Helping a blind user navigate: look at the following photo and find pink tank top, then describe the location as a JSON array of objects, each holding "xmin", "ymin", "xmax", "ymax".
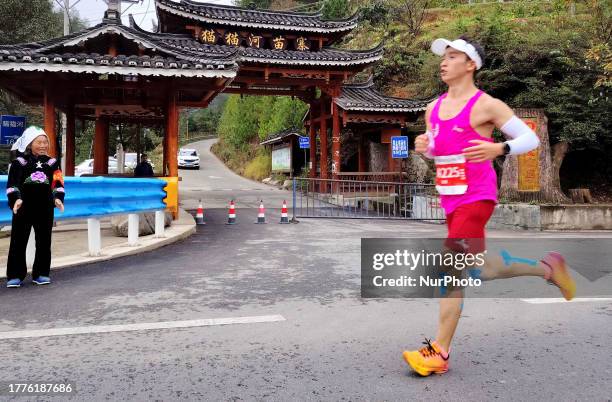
[{"xmin": 429, "ymin": 90, "xmax": 498, "ymax": 215}]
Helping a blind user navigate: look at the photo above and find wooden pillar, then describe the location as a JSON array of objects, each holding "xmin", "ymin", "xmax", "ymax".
[
  {"xmin": 358, "ymin": 133, "xmax": 367, "ymax": 172},
  {"xmin": 165, "ymin": 91, "xmax": 179, "ymax": 177},
  {"xmin": 93, "ymin": 116, "xmax": 109, "ymax": 175},
  {"xmin": 162, "ymin": 125, "xmax": 168, "ymax": 176},
  {"xmin": 309, "ymin": 104, "xmax": 317, "ymax": 179},
  {"xmin": 331, "ymin": 100, "xmax": 341, "ymax": 178},
  {"xmin": 65, "ymin": 104, "xmax": 76, "ymax": 176},
  {"xmin": 319, "ymin": 99, "xmax": 328, "ymax": 180},
  {"xmin": 43, "ymin": 87, "xmax": 57, "ymax": 157}
]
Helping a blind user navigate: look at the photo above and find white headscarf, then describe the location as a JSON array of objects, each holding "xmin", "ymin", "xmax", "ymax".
[{"xmin": 11, "ymin": 126, "xmax": 49, "ymax": 153}]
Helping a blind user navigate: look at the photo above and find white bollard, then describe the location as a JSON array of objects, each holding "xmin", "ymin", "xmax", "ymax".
[
  {"xmin": 128, "ymin": 213, "xmax": 139, "ymax": 246},
  {"xmin": 87, "ymin": 218, "xmax": 101, "ymax": 256},
  {"xmin": 26, "ymin": 227, "xmax": 36, "ymax": 270},
  {"xmin": 154, "ymin": 210, "xmax": 165, "ymax": 238}
]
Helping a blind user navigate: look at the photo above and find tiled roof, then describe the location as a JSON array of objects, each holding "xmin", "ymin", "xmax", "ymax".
[
  {"xmin": 260, "ymin": 127, "xmax": 303, "ymax": 145},
  {"xmin": 156, "ymin": 0, "xmax": 359, "ymax": 33},
  {"xmin": 0, "ymin": 14, "xmax": 381, "ymax": 77},
  {"xmin": 335, "ymin": 77, "xmax": 433, "ymax": 113},
  {"xmin": 149, "ymin": 23, "xmax": 384, "ymax": 67},
  {"xmin": 0, "ymin": 18, "xmax": 238, "ymax": 78}
]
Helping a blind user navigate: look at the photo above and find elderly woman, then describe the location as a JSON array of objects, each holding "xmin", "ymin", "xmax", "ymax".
[{"xmin": 5, "ymin": 126, "xmax": 65, "ymax": 288}]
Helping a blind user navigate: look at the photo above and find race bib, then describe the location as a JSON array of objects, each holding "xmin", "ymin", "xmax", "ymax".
[{"xmin": 435, "ymin": 154, "xmax": 468, "ymax": 195}]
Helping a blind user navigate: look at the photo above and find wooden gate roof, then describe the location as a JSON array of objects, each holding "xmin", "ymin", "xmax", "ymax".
[
  {"xmin": 0, "ymin": 16, "xmax": 238, "ymax": 78},
  {"xmin": 155, "ymin": 0, "xmax": 360, "ymax": 34},
  {"xmin": 336, "ymin": 77, "xmax": 432, "ymax": 113}
]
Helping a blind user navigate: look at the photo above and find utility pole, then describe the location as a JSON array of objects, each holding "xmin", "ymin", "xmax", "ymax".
[
  {"xmin": 55, "ymin": 0, "xmax": 77, "ymax": 171},
  {"xmin": 56, "ymin": 0, "xmax": 141, "ymax": 170}
]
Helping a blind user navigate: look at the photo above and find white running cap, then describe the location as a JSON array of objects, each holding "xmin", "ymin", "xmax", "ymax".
[{"xmin": 431, "ymin": 38, "xmax": 483, "ymax": 70}]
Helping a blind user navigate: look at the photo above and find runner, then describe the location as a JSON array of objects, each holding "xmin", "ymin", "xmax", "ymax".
[{"xmin": 402, "ymin": 36, "xmax": 576, "ymax": 377}]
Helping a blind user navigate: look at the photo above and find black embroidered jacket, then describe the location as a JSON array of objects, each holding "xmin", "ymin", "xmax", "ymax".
[{"xmin": 6, "ymin": 154, "xmax": 65, "ymax": 209}]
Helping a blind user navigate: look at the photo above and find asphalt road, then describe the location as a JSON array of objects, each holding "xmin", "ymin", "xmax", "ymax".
[{"xmin": 0, "ymin": 139, "xmax": 611, "ymax": 401}]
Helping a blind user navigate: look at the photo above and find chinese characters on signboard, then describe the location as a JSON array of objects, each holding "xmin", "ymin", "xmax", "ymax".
[
  {"xmin": 225, "ymin": 32, "xmax": 240, "ymax": 46},
  {"xmin": 391, "ymin": 136, "xmax": 409, "ymax": 159},
  {"xmin": 0, "ymin": 115, "xmax": 26, "ymax": 145},
  {"xmin": 197, "ymin": 28, "xmax": 311, "ymax": 51},
  {"xmin": 272, "ymin": 36, "xmax": 287, "ymax": 50},
  {"xmin": 272, "ymin": 146, "xmax": 291, "ymax": 172},
  {"xmin": 200, "ymin": 29, "xmax": 217, "ymax": 44},
  {"xmin": 248, "ymin": 34, "xmax": 263, "ymax": 48},
  {"xmin": 517, "ymin": 118, "xmax": 540, "ymax": 192},
  {"xmin": 295, "ymin": 37, "xmax": 309, "ymax": 51}
]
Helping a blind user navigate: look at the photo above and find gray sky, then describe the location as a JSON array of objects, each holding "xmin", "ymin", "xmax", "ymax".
[{"xmin": 57, "ymin": 0, "xmax": 234, "ymax": 31}]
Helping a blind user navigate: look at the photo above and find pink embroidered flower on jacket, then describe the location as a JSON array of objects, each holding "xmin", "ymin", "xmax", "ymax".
[{"xmin": 30, "ymin": 171, "xmax": 47, "ymax": 183}]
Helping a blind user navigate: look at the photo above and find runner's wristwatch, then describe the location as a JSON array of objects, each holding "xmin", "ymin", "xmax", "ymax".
[{"xmin": 502, "ymin": 142, "xmax": 511, "ymax": 155}]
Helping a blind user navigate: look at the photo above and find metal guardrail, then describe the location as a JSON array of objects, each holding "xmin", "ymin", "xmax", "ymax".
[
  {"xmin": 293, "ymin": 178, "xmax": 444, "ymax": 221},
  {"xmin": 335, "ymin": 172, "xmax": 407, "ymax": 182},
  {"xmin": 0, "ymin": 176, "xmax": 174, "ymax": 256},
  {"xmin": 0, "ymin": 176, "xmax": 166, "ymax": 224}
]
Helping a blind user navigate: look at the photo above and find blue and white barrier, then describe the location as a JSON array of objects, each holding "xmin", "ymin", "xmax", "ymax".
[{"xmin": 0, "ymin": 176, "xmax": 170, "ymax": 256}]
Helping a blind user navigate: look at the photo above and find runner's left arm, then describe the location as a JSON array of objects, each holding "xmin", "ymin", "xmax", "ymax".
[
  {"xmin": 490, "ymin": 99, "xmax": 540, "ymax": 155},
  {"xmin": 463, "ymin": 98, "xmax": 539, "ymax": 162}
]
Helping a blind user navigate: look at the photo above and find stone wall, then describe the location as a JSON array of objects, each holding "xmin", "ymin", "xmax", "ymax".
[
  {"xmin": 540, "ymin": 204, "xmax": 612, "ymax": 230},
  {"xmin": 369, "ymin": 142, "xmax": 388, "ymax": 172},
  {"xmin": 487, "ymin": 203, "xmax": 612, "ymax": 231}
]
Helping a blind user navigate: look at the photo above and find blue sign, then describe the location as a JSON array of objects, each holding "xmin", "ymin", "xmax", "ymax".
[
  {"xmin": 299, "ymin": 136, "xmax": 310, "ymax": 149},
  {"xmin": 391, "ymin": 136, "xmax": 409, "ymax": 158},
  {"xmin": 0, "ymin": 115, "xmax": 26, "ymax": 145}
]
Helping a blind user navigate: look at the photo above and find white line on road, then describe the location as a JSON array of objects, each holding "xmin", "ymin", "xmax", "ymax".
[
  {"xmin": 0, "ymin": 315, "xmax": 286, "ymax": 340},
  {"xmin": 521, "ymin": 298, "xmax": 612, "ymax": 304}
]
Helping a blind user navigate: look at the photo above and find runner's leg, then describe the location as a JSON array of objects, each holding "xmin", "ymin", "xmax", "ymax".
[
  {"xmin": 435, "ymin": 289, "xmax": 463, "ymax": 351},
  {"xmin": 436, "ymin": 200, "xmax": 494, "ymax": 351}
]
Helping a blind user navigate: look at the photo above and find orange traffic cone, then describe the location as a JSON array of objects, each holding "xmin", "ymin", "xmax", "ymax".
[
  {"xmin": 280, "ymin": 200, "xmax": 289, "ymax": 224},
  {"xmin": 195, "ymin": 199, "xmax": 205, "ymax": 225},
  {"xmin": 227, "ymin": 200, "xmax": 236, "ymax": 225},
  {"xmin": 255, "ymin": 200, "xmax": 266, "ymax": 224}
]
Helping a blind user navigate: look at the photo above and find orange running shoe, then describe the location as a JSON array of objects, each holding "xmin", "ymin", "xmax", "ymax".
[
  {"xmin": 403, "ymin": 339, "xmax": 449, "ymax": 376},
  {"xmin": 541, "ymin": 252, "xmax": 576, "ymax": 301}
]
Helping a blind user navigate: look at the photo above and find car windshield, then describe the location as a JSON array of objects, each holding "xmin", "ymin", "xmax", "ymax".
[
  {"xmin": 179, "ymin": 150, "xmax": 197, "ymax": 156},
  {"xmin": 77, "ymin": 160, "xmax": 92, "ymax": 168}
]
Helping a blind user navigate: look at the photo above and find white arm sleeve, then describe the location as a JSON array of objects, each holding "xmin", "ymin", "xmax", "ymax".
[{"xmin": 500, "ymin": 115, "xmax": 540, "ymax": 155}]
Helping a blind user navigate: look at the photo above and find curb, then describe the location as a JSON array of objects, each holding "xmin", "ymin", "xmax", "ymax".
[{"xmin": 0, "ymin": 209, "xmax": 196, "ymax": 280}]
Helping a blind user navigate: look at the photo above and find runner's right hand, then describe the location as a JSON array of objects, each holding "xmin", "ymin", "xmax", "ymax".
[{"xmin": 415, "ymin": 134, "xmax": 430, "ymax": 154}]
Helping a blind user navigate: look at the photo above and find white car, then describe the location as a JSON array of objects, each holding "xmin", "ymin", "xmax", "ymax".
[
  {"xmin": 75, "ymin": 157, "xmax": 119, "ymax": 176},
  {"xmin": 178, "ymin": 148, "xmax": 200, "ymax": 169},
  {"xmin": 123, "ymin": 153, "xmax": 138, "ymax": 170}
]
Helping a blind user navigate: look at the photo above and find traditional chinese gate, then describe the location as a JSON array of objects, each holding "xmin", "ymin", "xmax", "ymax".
[{"xmin": 0, "ymin": 0, "xmax": 430, "ymax": 190}]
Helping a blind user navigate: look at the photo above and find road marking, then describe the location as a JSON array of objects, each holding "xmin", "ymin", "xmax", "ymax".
[
  {"xmin": 521, "ymin": 298, "xmax": 612, "ymax": 304},
  {"xmin": 208, "ymin": 176, "xmax": 223, "ymax": 179},
  {"xmin": 0, "ymin": 315, "xmax": 286, "ymax": 340}
]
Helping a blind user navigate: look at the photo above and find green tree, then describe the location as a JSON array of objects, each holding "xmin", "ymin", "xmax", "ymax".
[
  {"xmin": 0, "ymin": 0, "xmax": 63, "ymax": 45},
  {"xmin": 214, "ymin": 95, "xmax": 308, "ymax": 176},
  {"xmin": 322, "ymin": 0, "xmax": 350, "ymax": 19},
  {"xmin": 236, "ymin": 0, "xmax": 272, "ymax": 9},
  {"xmin": 0, "ymin": 0, "xmax": 86, "ymax": 124}
]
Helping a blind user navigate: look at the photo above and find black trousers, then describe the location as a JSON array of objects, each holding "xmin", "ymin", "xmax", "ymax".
[{"xmin": 6, "ymin": 205, "xmax": 54, "ymax": 281}]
